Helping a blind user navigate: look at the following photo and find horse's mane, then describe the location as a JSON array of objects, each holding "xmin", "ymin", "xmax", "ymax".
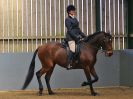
[{"xmin": 84, "ymin": 31, "xmax": 106, "ymax": 42}]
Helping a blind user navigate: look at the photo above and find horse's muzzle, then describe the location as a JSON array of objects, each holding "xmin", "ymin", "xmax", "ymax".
[{"xmin": 105, "ymin": 50, "xmax": 113, "ymax": 57}]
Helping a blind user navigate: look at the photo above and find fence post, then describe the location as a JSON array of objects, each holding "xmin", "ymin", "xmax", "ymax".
[
  {"xmin": 127, "ymin": 0, "xmax": 133, "ymax": 48},
  {"xmin": 95, "ymin": 0, "xmax": 101, "ymax": 31}
]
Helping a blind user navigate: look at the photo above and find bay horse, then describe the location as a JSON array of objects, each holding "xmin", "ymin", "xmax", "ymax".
[{"xmin": 22, "ymin": 31, "xmax": 113, "ymax": 96}]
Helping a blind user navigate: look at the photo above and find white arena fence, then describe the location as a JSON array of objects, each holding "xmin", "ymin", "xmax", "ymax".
[{"xmin": 0, "ymin": 0, "xmax": 127, "ymax": 53}]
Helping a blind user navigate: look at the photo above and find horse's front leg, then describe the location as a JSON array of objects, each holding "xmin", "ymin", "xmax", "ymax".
[
  {"xmin": 90, "ymin": 67, "xmax": 99, "ymax": 83},
  {"xmin": 83, "ymin": 66, "xmax": 97, "ymax": 96}
]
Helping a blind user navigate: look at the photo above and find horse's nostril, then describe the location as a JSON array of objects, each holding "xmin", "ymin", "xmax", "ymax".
[
  {"xmin": 109, "ymin": 52, "xmax": 113, "ymax": 56},
  {"xmin": 106, "ymin": 51, "xmax": 113, "ymax": 56}
]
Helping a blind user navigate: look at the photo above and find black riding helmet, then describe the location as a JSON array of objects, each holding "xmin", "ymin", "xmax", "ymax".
[{"xmin": 67, "ymin": 5, "xmax": 76, "ymax": 14}]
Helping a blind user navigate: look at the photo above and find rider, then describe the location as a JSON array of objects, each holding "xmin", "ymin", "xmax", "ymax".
[{"xmin": 65, "ymin": 5, "xmax": 86, "ymax": 69}]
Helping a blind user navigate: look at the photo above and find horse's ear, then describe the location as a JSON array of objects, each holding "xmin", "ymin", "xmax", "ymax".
[{"xmin": 105, "ymin": 31, "xmax": 112, "ymax": 38}]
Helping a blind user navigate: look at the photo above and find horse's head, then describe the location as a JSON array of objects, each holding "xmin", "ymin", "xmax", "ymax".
[
  {"xmin": 85, "ymin": 31, "xmax": 113, "ymax": 56},
  {"xmin": 100, "ymin": 32, "xmax": 113, "ymax": 57}
]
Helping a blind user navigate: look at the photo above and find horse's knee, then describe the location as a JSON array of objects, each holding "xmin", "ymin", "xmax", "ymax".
[
  {"xmin": 91, "ymin": 76, "xmax": 99, "ymax": 84},
  {"xmin": 94, "ymin": 76, "xmax": 99, "ymax": 82}
]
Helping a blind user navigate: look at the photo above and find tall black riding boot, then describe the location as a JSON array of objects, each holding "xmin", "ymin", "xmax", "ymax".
[{"xmin": 67, "ymin": 51, "xmax": 74, "ymax": 70}]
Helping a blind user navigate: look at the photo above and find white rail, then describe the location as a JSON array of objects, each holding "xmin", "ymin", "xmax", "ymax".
[{"xmin": 0, "ymin": 0, "xmax": 126, "ymax": 52}]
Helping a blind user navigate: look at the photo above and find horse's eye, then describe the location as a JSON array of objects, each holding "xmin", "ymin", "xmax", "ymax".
[{"xmin": 108, "ymin": 38, "xmax": 112, "ymax": 42}]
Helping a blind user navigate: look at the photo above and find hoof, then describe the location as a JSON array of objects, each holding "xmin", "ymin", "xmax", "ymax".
[
  {"xmin": 81, "ymin": 81, "xmax": 88, "ymax": 86},
  {"xmin": 37, "ymin": 91, "xmax": 43, "ymax": 96},
  {"xmin": 91, "ymin": 92, "xmax": 98, "ymax": 96},
  {"xmin": 37, "ymin": 93, "xmax": 43, "ymax": 96},
  {"xmin": 49, "ymin": 91, "xmax": 55, "ymax": 95}
]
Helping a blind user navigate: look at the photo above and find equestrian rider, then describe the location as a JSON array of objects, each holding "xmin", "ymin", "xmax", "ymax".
[{"xmin": 65, "ymin": 5, "xmax": 86, "ymax": 69}]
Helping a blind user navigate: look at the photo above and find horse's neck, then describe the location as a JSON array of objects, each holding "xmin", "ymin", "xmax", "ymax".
[
  {"xmin": 87, "ymin": 38, "xmax": 100, "ymax": 48},
  {"xmin": 82, "ymin": 38, "xmax": 100, "ymax": 54},
  {"xmin": 81, "ymin": 41, "xmax": 100, "ymax": 55}
]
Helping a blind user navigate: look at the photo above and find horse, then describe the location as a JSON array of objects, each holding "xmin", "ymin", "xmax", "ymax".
[{"xmin": 22, "ymin": 31, "xmax": 113, "ymax": 96}]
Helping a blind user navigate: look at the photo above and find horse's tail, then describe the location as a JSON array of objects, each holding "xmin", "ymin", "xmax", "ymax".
[{"xmin": 22, "ymin": 48, "xmax": 38, "ymax": 90}]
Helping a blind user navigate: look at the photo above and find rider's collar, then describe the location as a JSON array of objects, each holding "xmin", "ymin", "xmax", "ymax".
[{"xmin": 69, "ymin": 15, "xmax": 75, "ymax": 19}]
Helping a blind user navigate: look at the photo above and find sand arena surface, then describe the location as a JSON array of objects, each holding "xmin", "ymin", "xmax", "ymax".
[{"xmin": 0, "ymin": 87, "xmax": 133, "ymax": 99}]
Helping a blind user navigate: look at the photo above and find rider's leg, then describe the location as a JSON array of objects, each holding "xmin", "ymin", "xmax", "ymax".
[
  {"xmin": 67, "ymin": 41, "xmax": 75, "ymax": 69},
  {"xmin": 67, "ymin": 51, "xmax": 74, "ymax": 63}
]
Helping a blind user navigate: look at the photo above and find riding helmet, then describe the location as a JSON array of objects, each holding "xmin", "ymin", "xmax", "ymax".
[{"xmin": 67, "ymin": 5, "xmax": 76, "ymax": 13}]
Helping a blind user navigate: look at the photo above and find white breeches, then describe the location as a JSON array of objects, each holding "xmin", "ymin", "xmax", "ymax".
[{"xmin": 68, "ymin": 41, "xmax": 75, "ymax": 53}]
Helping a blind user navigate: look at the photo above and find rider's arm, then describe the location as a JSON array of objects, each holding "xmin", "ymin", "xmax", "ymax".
[{"xmin": 80, "ymin": 31, "xmax": 86, "ymax": 38}]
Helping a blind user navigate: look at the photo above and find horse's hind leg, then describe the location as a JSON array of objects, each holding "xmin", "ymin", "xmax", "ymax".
[
  {"xmin": 45, "ymin": 66, "xmax": 55, "ymax": 95},
  {"xmin": 36, "ymin": 68, "xmax": 48, "ymax": 96}
]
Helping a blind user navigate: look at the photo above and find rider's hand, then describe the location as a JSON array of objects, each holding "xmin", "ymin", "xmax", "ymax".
[
  {"xmin": 81, "ymin": 38, "xmax": 84, "ymax": 41},
  {"xmin": 77, "ymin": 35, "xmax": 82, "ymax": 39},
  {"xmin": 77, "ymin": 38, "xmax": 84, "ymax": 43}
]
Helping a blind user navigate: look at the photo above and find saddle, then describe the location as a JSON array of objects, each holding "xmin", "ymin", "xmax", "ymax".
[{"xmin": 61, "ymin": 39, "xmax": 81, "ymax": 65}]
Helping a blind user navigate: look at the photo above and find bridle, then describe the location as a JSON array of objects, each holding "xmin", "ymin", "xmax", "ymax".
[{"xmin": 99, "ymin": 36, "xmax": 113, "ymax": 54}]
